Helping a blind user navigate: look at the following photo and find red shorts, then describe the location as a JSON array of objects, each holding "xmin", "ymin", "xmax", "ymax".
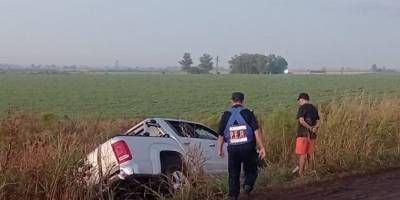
[{"xmin": 295, "ymin": 137, "xmax": 315, "ymax": 155}]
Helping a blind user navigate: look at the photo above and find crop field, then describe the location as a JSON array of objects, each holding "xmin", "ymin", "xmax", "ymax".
[
  {"xmin": 2, "ymin": 73, "xmax": 400, "ymax": 199},
  {"xmin": 0, "ymin": 73, "xmax": 399, "ymax": 119}
]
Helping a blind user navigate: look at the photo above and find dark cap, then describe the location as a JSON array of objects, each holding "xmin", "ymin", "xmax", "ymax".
[
  {"xmin": 232, "ymin": 92, "xmax": 245, "ymax": 102},
  {"xmin": 297, "ymin": 92, "xmax": 310, "ymax": 101}
]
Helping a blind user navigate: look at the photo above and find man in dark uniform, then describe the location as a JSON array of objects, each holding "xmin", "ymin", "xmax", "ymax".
[
  {"xmin": 217, "ymin": 92, "xmax": 266, "ymax": 200},
  {"xmin": 294, "ymin": 93, "xmax": 320, "ymax": 176}
]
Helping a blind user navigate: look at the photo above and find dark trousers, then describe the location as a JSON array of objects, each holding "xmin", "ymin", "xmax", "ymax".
[{"xmin": 227, "ymin": 142, "xmax": 258, "ymax": 198}]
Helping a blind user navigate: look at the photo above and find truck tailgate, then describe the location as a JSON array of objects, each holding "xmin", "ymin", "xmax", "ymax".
[{"xmin": 85, "ymin": 135, "xmax": 183, "ymax": 184}]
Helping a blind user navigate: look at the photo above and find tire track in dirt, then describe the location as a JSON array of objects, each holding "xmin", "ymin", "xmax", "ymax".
[{"xmin": 251, "ymin": 169, "xmax": 400, "ymax": 200}]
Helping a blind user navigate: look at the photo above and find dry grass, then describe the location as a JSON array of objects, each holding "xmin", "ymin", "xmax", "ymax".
[
  {"xmin": 167, "ymin": 144, "xmax": 226, "ymax": 200},
  {"xmin": 259, "ymin": 95, "xmax": 400, "ymax": 187},
  {"xmin": 1, "ymin": 95, "xmax": 400, "ymax": 199},
  {"xmin": 316, "ymin": 95, "xmax": 400, "ymax": 172},
  {"xmin": 0, "ymin": 109, "xmax": 136, "ymax": 200}
]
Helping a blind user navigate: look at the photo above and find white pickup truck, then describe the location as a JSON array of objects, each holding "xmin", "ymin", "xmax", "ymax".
[{"xmin": 85, "ymin": 118, "xmax": 228, "ymax": 189}]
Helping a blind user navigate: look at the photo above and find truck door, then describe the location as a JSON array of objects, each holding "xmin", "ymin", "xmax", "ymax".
[
  {"xmin": 165, "ymin": 120, "xmax": 227, "ymax": 174},
  {"xmin": 191, "ymin": 123, "xmax": 228, "ymax": 174}
]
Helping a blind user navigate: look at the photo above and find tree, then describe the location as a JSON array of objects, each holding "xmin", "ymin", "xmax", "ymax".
[
  {"xmin": 267, "ymin": 54, "xmax": 288, "ymax": 74},
  {"xmin": 229, "ymin": 54, "xmax": 265, "ymax": 74},
  {"xmin": 187, "ymin": 67, "xmax": 202, "ymax": 74},
  {"xmin": 179, "ymin": 53, "xmax": 216, "ymax": 74},
  {"xmin": 198, "ymin": 54, "xmax": 213, "ymax": 73},
  {"xmin": 254, "ymin": 54, "xmax": 269, "ymax": 74},
  {"xmin": 229, "ymin": 53, "xmax": 288, "ymax": 74},
  {"xmin": 179, "ymin": 53, "xmax": 193, "ymax": 72},
  {"xmin": 371, "ymin": 64, "xmax": 378, "ymax": 72}
]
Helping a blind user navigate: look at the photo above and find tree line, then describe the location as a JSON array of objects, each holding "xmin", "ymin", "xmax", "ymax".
[
  {"xmin": 179, "ymin": 53, "xmax": 288, "ymax": 74},
  {"xmin": 371, "ymin": 64, "xmax": 396, "ymax": 73},
  {"xmin": 179, "ymin": 53, "xmax": 214, "ymax": 74}
]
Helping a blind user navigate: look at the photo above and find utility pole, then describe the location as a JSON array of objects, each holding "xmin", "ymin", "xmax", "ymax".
[
  {"xmin": 215, "ymin": 56, "xmax": 219, "ymax": 74},
  {"xmin": 115, "ymin": 60, "xmax": 119, "ymax": 69}
]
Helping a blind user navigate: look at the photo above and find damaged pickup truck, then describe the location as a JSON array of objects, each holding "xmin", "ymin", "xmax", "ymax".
[{"xmin": 84, "ymin": 118, "xmax": 228, "ymax": 189}]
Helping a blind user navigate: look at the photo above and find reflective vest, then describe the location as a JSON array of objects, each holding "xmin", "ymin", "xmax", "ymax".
[{"xmin": 223, "ymin": 107, "xmax": 255, "ymax": 145}]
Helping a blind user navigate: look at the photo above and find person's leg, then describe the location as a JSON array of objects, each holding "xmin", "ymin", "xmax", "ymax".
[
  {"xmin": 228, "ymin": 146, "xmax": 242, "ymax": 199},
  {"xmin": 295, "ymin": 137, "xmax": 308, "ymax": 176},
  {"xmin": 242, "ymin": 144, "xmax": 258, "ymax": 192},
  {"xmin": 298, "ymin": 154, "xmax": 307, "ymax": 176},
  {"xmin": 308, "ymin": 139, "xmax": 316, "ymax": 170}
]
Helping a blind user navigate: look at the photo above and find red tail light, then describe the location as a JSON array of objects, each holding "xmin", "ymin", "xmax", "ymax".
[{"xmin": 111, "ymin": 140, "xmax": 133, "ymax": 164}]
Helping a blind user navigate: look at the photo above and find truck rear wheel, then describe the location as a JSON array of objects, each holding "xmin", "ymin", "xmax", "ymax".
[{"xmin": 162, "ymin": 156, "xmax": 188, "ymax": 192}]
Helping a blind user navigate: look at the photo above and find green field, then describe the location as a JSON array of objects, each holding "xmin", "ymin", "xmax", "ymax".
[
  {"xmin": 2, "ymin": 73, "xmax": 400, "ymax": 199},
  {"xmin": 1, "ymin": 73, "xmax": 399, "ymax": 119}
]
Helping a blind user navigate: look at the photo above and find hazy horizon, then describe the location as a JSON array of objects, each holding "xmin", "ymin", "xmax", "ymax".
[{"xmin": 0, "ymin": 0, "xmax": 399, "ymax": 69}]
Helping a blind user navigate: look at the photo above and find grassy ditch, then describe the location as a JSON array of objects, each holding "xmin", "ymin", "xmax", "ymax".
[{"xmin": 1, "ymin": 96, "xmax": 400, "ymax": 199}]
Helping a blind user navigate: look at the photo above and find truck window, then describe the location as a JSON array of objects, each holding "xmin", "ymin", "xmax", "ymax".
[
  {"xmin": 166, "ymin": 120, "xmax": 218, "ymax": 140},
  {"xmin": 193, "ymin": 124, "xmax": 218, "ymax": 140},
  {"xmin": 147, "ymin": 126, "xmax": 164, "ymax": 137},
  {"xmin": 166, "ymin": 121, "xmax": 198, "ymax": 138},
  {"xmin": 127, "ymin": 122, "xmax": 164, "ymax": 137}
]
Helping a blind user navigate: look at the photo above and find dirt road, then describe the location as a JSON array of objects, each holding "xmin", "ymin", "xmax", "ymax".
[{"xmin": 252, "ymin": 169, "xmax": 400, "ymax": 200}]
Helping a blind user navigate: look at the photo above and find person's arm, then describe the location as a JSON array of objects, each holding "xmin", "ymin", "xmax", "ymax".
[
  {"xmin": 311, "ymin": 107, "xmax": 321, "ymax": 133},
  {"xmin": 243, "ymin": 109, "xmax": 266, "ymax": 159},
  {"xmin": 312, "ymin": 119, "xmax": 320, "ymax": 133},
  {"xmin": 297, "ymin": 105, "xmax": 313, "ymax": 131},
  {"xmin": 299, "ymin": 117, "xmax": 313, "ymax": 131},
  {"xmin": 218, "ymin": 136, "xmax": 225, "ymax": 157},
  {"xmin": 217, "ymin": 111, "xmax": 230, "ymax": 157},
  {"xmin": 255, "ymin": 129, "xmax": 266, "ymax": 160}
]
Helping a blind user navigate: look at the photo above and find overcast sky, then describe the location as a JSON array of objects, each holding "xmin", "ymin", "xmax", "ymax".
[{"xmin": 0, "ymin": 0, "xmax": 399, "ymax": 69}]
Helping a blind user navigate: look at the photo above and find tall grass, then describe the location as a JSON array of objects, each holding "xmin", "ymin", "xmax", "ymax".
[
  {"xmin": 1, "ymin": 96, "xmax": 400, "ymax": 199},
  {"xmin": 264, "ymin": 95, "xmax": 400, "ymax": 173},
  {"xmin": 0, "ymin": 109, "xmax": 136, "ymax": 199}
]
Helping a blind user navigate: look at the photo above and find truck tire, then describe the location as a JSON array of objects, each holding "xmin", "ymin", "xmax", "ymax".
[{"xmin": 163, "ymin": 157, "xmax": 188, "ymax": 192}]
